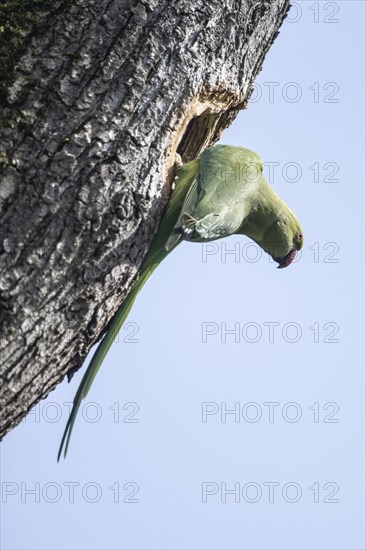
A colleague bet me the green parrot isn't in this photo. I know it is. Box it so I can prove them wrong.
[58,144,303,460]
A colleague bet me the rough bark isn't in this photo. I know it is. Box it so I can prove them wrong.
[0,0,290,438]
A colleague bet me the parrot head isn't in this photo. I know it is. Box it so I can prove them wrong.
[259,212,304,269]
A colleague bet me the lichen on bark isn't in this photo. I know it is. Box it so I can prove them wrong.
[0,0,64,108]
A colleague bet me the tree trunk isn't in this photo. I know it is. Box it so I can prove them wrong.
[0,0,290,438]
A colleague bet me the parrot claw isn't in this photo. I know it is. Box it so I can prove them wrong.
[174,153,183,171]
[182,212,198,230]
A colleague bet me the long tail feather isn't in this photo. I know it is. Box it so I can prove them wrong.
[57,259,158,461]
[58,158,200,460]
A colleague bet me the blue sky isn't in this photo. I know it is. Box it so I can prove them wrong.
[1,2,365,549]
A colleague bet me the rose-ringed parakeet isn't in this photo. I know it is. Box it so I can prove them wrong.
[58,144,303,459]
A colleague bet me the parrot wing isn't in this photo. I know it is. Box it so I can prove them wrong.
[169,144,263,243]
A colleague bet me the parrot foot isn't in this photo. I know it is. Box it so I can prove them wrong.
[171,153,183,190]
[182,212,198,232]
[172,173,179,190]
[174,153,183,171]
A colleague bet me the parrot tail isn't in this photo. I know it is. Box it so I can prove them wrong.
[57,257,159,461]
[57,157,197,460]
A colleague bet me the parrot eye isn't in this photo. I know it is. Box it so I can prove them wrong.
[296,233,303,242]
